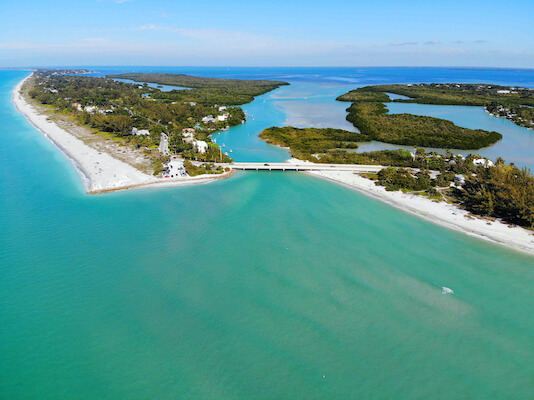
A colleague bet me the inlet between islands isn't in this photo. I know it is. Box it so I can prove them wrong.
[12,75,534,255]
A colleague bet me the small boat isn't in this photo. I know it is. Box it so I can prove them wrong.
[224,152,229,156]
[222,144,226,147]
[229,149,233,153]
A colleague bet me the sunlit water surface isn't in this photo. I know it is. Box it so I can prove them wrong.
[1,68,534,399]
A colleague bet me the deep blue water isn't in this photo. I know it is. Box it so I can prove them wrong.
[81,66,534,88]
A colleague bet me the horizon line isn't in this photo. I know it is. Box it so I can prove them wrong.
[1,65,534,71]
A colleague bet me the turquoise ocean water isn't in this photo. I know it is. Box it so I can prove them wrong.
[1,68,534,399]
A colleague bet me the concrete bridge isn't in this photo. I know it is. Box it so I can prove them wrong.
[221,162,385,173]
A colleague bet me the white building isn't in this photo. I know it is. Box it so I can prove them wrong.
[130,127,150,136]
[216,114,229,122]
[182,128,196,138]
[84,105,99,114]
[193,140,208,154]
[218,106,227,112]
[473,158,494,167]
[497,90,511,94]
[202,115,217,123]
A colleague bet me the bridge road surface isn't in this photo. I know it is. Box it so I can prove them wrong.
[219,162,385,173]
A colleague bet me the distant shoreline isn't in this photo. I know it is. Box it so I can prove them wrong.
[12,74,233,194]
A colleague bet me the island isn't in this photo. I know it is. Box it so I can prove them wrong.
[338,83,534,129]
[335,86,503,149]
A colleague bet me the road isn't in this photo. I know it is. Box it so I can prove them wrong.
[219,162,385,173]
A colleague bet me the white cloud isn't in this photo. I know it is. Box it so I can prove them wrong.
[137,25,349,55]
[139,24,166,31]
[391,42,418,46]
[1,28,531,68]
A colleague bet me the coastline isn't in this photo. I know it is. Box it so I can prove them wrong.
[304,169,534,255]
[12,74,534,254]
[12,74,232,194]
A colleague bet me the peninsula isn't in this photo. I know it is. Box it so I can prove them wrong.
[14,70,288,193]
[107,73,289,105]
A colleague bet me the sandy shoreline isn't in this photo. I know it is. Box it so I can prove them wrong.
[12,74,534,255]
[12,74,232,194]
[305,169,534,255]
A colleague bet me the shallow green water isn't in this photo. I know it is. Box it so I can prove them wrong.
[1,70,534,399]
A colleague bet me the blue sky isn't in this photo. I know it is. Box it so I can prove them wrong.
[1,0,533,67]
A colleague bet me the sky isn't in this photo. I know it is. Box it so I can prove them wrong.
[1,0,533,68]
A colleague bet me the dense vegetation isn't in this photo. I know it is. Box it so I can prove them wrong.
[183,160,224,176]
[373,156,534,228]
[376,168,436,193]
[346,83,534,107]
[336,89,391,103]
[259,127,370,159]
[260,125,534,225]
[259,126,493,170]
[345,102,502,149]
[313,149,419,166]
[486,102,534,128]
[455,164,534,227]
[27,70,289,171]
[339,83,534,129]
[107,73,289,105]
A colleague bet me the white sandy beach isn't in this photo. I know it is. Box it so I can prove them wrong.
[12,74,232,194]
[13,74,534,254]
[306,169,534,255]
